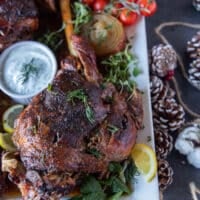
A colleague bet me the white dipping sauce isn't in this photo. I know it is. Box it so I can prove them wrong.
[3,46,52,95]
[0,41,57,104]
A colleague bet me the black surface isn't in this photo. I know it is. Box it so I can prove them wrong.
[146,1,200,200]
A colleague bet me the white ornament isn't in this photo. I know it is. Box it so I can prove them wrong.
[175,124,200,169]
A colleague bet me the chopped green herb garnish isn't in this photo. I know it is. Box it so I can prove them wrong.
[18,58,38,84]
[67,89,95,123]
[67,89,86,104]
[102,44,139,92]
[107,124,119,134]
[86,148,101,158]
[47,84,52,92]
[133,66,142,77]
[96,30,107,45]
[85,105,95,124]
[37,23,65,52]
[72,2,92,34]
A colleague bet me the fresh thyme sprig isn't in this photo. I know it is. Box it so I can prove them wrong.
[72,2,92,34]
[101,44,140,92]
[18,58,38,84]
[67,89,95,123]
[37,23,65,52]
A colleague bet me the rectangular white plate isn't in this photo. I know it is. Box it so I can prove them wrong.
[3,17,159,200]
[124,17,160,200]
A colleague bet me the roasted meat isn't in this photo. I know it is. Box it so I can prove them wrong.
[0,0,38,52]
[35,0,57,12]
[5,36,143,199]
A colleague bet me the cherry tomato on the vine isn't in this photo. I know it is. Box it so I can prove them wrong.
[93,0,108,11]
[119,9,138,26]
[127,0,138,3]
[137,0,157,16]
[111,2,123,16]
[82,0,94,6]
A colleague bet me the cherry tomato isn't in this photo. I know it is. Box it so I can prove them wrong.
[119,9,138,26]
[127,0,138,3]
[114,2,123,9]
[138,0,157,16]
[93,0,108,12]
[111,2,123,16]
[82,0,94,6]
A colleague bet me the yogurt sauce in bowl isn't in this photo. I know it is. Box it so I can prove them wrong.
[0,41,57,104]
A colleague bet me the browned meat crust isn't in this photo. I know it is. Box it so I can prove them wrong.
[11,36,143,199]
[0,0,38,52]
[35,0,57,12]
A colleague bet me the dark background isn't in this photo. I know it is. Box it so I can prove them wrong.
[146,1,200,200]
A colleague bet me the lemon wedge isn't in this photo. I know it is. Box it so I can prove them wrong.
[2,104,24,133]
[131,143,157,182]
[0,133,17,152]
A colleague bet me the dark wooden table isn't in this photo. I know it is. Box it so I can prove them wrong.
[146,1,200,199]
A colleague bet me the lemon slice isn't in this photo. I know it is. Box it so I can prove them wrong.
[2,104,24,134]
[131,143,157,182]
[0,133,17,152]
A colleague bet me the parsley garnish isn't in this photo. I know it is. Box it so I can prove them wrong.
[107,124,119,134]
[18,58,38,84]
[71,176,106,200]
[67,89,95,123]
[124,160,138,183]
[102,44,139,92]
[72,2,92,34]
[109,162,122,173]
[70,159,138,200]
[103,176,130,194]
[37,23,65,52]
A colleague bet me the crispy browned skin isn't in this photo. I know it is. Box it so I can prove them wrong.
[35,0,57,12]
[0,0,38,52]
[12,36,143,199]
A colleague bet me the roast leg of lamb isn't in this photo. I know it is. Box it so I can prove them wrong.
[3,36,143,199]
[0,0,38,52]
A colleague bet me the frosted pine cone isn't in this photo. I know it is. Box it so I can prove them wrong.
[155,129,173,159]
[153,98,185,132]
[193,0,200,11]
[158,159,174,191]
[188,58,200,90]
[167,87,175,98]
[150,76,175,103]
[150,76,168,103]
[150,44,177,78]
[187,31,200,58]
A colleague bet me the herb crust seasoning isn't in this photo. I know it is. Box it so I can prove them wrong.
[5,36,143,200]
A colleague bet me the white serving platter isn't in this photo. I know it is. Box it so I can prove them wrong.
[124,17,160,200]
[2,17,159,200]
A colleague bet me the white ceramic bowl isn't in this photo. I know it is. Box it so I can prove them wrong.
[0,41,57,104]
